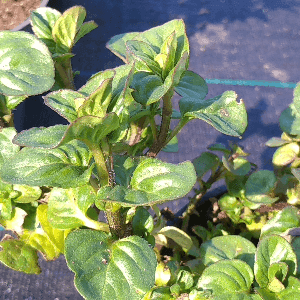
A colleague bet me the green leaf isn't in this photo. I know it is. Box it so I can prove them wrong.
[0,140,93,188]
[13,114,120,150]
[74,21,98,44]
[179,91,247,137]
[157,31,177,79]
[0,31,55,96]
[79,69,116,97]
[47,186,109,231]
[134,19,189,67]
[78,77,113,118]
[21,227,61,261]
[12,185,42,203]
[223,156,251,176]
[0,128,19,167]
[52,6,87,53]
[98,158,196,207]
[278,276,300,299]
[106,32,140,62]
[265,137,288,148]
[0,237,41,274]
[132,207,154,236]
[30,7,62,53]
[200,235,256,269]
[254,235,297,288]
[5,95,27,110]
[162,135,178,153]
[65,229,157,300]
[197,259,254,297]
[131,72,165,106]
[113,155,140,187]
[245,170,278,205]
[37,204,70,253]
[260,207,300,239]
[176,269,194,291]
[192,152,220,178]
[13,125,68,148]
[175,71,208,100]
[158,226,194,253]
[272,142,300,167]
[44,89,83,122]
[279,83,300,135]
[267,262,288,293]
[61,114,120,146]
[126,40,161,75]
[97,161,196,208]
[130,158,196,202]
[0,207,27,234]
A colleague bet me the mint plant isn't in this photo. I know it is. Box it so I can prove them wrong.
[0,5,248,299]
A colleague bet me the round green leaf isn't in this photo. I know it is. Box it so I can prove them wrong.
[130,158,197,203]
[272,142,300,167]
[175,70,208,100]
[200,235,256,269]
[192,152,220,178]
[245,170,278,204]
[260,206,300,239]
[0,31,55,96]
[0,238,41,274]
[65,229,157,300]
[197,259,254,296]
[254,235,297,288]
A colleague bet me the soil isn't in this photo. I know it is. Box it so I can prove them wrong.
[0,0,41,30]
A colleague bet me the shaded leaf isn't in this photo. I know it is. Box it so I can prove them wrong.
[192,152,220,178]
[175,70,208,100]
[245,170,278,205]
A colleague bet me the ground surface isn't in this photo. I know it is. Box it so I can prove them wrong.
[3,0,300,298]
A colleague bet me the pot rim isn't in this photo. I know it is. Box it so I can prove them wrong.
[11,0,49,32]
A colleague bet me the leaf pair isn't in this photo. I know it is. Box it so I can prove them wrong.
[31,6,98,54]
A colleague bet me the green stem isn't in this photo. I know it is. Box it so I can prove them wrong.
[149,115,158,141]
[87,142,109,187]
[181,167,226,231]
[147,90,174,157]
[163,117,189,148]
[55,58,75,90]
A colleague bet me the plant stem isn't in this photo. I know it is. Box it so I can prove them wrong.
[164,117,189,146]
[147,90,174,157]
[105,208,128,239]
[181,167,226,231]
[54,58,75,90]
[87,142,109,187]
[149,115,158,141]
